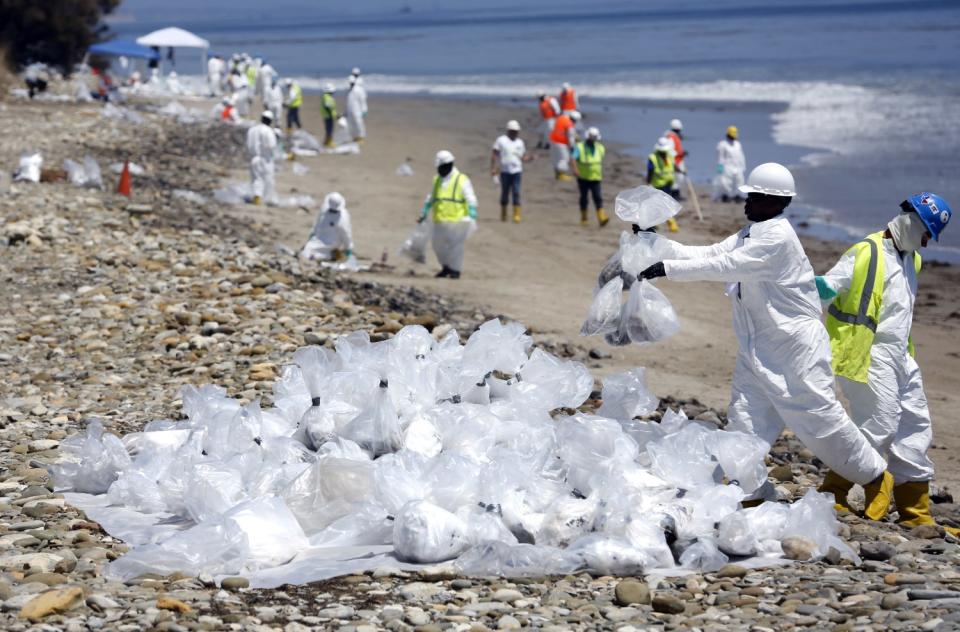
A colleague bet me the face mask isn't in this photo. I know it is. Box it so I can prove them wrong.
[437,163,453,177]
[887,211,927,252]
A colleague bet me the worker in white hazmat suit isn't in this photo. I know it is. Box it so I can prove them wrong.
[713,125,746,202]
[264,77,284,126]
[420,150,477,279]
[816,193,956,534]
[637,162,894,519]
[245,111,278,205]
[256,60,275,103]
[301,192,355,261]
[207,54,224,96]
[345,76,368,143]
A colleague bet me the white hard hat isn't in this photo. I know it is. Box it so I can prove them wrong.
[323,83,335,93]
[562,82,571,90]
[351,67,361,76]
[655,136,673,152]
[739,162,797,197]
[537,90,546,98]
[586,126,601,140]
[569,110,582,121]
[326,192,345,210]
[670,118,683,131]
[506,120,521,131]
[435,150,455,166]
[261,110,274,121]
[283,78,293,86]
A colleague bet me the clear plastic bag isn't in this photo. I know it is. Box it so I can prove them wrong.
[510,349,593,411]
[13,152,42,183]
[623,280,680,345]
[581,276,623,336]
[678,537,729,571]
[341,380,403,457]
[395,162,414,177]
[597,368,659,420]
[399,221,432,264]
[63,156,103,189]
[455,541,577,577]
[717,502,790,557]
[50,420,131,494]
[393,500,471,563]
[614,185,681,229]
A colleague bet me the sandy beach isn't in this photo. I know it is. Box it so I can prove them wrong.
[235,93,960,492]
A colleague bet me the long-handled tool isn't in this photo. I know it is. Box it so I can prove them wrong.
[686,177,703,221]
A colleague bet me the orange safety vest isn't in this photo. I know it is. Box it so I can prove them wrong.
[550,114,573,144]
[559,88,577,112]
[667,130,685,165]
[539,98,557,120]
[221,105,234,121]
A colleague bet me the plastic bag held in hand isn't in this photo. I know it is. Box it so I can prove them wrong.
[614,185,681,229]
[623,280,680,345]
[399,221,432,264]
[580,276,623,336]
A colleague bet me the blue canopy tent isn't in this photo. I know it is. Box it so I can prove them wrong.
[88,40,160,61]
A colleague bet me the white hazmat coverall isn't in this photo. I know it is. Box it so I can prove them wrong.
[713,139,746,200]
[346,82,368,140]
[246,122,277,203]
[660,217,887,485]
[424,169,477,273]
[265,83,284,126]
[301,198,354,261]
[820,236,933,482]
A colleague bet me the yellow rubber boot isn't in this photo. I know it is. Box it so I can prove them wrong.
[580,209,589,226]
[501,205,508,222]
[818,470,855,513]
[667,217,679,233]
[862,471,894,521]
[252,195,262,205]
[557,172,573,182]
[893,482,960,536]
[597,207,610,227]
[513,205,522,223]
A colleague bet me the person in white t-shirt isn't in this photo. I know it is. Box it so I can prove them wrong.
[490,120,534,223]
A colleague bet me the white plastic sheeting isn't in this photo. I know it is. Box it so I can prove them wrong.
[55,319,856,587]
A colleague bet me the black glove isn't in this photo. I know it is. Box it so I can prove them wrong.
[637,262,665,281]
[417,215,426,224]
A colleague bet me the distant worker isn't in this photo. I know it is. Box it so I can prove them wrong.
[536,91,560,149]
[207,54,224,96]
[817,193,956,534]
[550,110,581,181]
[301,192,354,261]
[636,163,893,519]
[713,125,746,202]
[228,69,249,116]
[246,111,278,205]
[256,58,276,103]
[665,118,687,200]
[648,137,680,232]
[421,150,478,279]
[490,120,533,223]
[283,78,302,131]
[559,82,579,115]
[351,67,362,82]
[212,96,239,123]
[321,83,338,148]
[264,77,284,127]
[345,76,368,143]
[570,126,609,227]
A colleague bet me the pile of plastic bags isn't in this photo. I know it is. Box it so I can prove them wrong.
[64,156,103,189]
[52,319,857,586]
[582,187,682,345]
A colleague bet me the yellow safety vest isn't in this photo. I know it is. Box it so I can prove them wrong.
[826,231,921,382]
[649,152,674,189]
[289,84,302,108]
[321,93,337,119]
[245,66,257,85]
[430,169,470,223]
[575,141,605,181]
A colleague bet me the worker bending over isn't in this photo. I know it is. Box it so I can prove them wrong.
[491,120,533,223]
[570,127,609,227]
[421,151,477,279]
[817,193,955,533]
[637,163,893,518]
[536,91,560,149]
[550,110,580,181]
[246,111,278,205]
[301,192,354,261]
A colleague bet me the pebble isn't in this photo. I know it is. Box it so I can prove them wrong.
[781,536,818,561]
[491,588,524,603]
[885,573,927,586]
[716,564,749,579]
[614,580,651,606]
[652,594,686,614]
[220,576,249,591]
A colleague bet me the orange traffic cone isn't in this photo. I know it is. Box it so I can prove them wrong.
[117,160,131,197]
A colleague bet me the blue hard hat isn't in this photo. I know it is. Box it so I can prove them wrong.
[906,192,952,241]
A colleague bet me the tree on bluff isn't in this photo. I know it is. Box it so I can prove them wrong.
[0,0,121,75]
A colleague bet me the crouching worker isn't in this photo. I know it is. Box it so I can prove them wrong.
[636,163,893,519]
[816,193,956,534]
[301,192,354,261]
[421,150,477,279]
